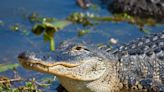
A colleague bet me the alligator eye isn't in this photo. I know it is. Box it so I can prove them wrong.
[72,45,90,52]
[75,46,82,50]
[74,46,90,51]
[68,45,89,56]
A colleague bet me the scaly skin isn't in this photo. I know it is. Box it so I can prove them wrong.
[18,31,164,92]
[112,31,164,91]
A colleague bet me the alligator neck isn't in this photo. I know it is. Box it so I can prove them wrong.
[110,31,164,89]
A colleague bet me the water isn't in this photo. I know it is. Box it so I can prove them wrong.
[0,0,164,91]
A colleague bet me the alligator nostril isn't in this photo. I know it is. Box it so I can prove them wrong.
[18,51,34,59]
[18,52,26,59]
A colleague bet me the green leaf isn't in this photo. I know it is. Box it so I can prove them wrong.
[32,24,45,35]
[78,29,90,37]
[140,29,151,34]
[0,20,4,26]
[43,20,71,31]
[25,82,32,87]
[9,24,20,32]
[0,64,19,72]
[43,32,51,42]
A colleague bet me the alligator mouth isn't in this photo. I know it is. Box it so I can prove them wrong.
[18,56,80,68]
[18,57,80,70]
[18,52,106,81]
[18,52,82,79]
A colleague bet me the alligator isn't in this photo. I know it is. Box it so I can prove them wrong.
[109,0,164,21]
[18,31,164,92]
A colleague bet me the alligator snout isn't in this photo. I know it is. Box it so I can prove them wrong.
[18,51,36,60]
[18,52,25,59]
[18,51,57,63]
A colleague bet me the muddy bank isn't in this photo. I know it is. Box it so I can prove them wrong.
[108,0,164,22]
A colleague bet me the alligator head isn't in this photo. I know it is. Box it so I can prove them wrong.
[18,31,164,92]
[18,42,121,92]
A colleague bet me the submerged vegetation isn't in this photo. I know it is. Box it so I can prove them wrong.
[0,20,4,26]
[5,11,161,51]
[78,29,90,37]
[0,64,19,72]
[0,76,41,92]
[28,12,160,51]
[0,73,54,92]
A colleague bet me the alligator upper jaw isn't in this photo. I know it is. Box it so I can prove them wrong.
[18,52,106,81]
[18,52,81,79]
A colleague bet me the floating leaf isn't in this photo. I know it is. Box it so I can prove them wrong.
[28,12,43,23]
[0,20,4,26]
[28,12,56,23]
[10,24,20,32]
[78,29,90,37]
[42,17,57,23]
[142,29,151,34]
[25,82,33,87]
[43,20,71,31]
[0,64,19,72]
[67,12,93,26]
